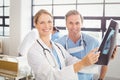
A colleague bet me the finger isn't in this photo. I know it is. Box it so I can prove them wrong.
[93,52,100,62]
[91,48,99,52]
[88,53,100,64]
[88,51,100,60]
[90,48,100,55]
[115,45,118,52]
[94,57,99,63]
[111,46,118,59]
[113,46,118,54]
[93,54,99,61]
[111,49,116,59]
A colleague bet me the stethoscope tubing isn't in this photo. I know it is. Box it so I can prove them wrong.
[65,35,86,51]
[36,39,65,68]
[36,40,51,55]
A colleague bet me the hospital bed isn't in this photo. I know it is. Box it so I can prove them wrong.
[0,55,33,80]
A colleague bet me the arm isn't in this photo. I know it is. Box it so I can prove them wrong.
[98,65,108,80]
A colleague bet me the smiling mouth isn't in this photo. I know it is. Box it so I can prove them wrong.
[43,28,51,32]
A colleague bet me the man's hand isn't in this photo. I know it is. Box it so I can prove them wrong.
[111,45,118,59]
[98,45,118,80]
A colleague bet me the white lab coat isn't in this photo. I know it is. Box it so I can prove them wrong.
[27,38,99,80]
[27,38,79,80]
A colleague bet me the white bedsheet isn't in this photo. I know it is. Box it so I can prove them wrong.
[16,56,31,77]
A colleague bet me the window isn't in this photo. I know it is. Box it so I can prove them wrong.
[32,0,120,43]
[0,0,10,36]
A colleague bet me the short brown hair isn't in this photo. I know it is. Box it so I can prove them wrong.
[53,27,59,32]
[65,10,83,23]
[34,9,53,24]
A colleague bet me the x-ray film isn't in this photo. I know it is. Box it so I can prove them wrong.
[95,19,119,65]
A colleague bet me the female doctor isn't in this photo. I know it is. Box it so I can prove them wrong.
[27,9,100,80]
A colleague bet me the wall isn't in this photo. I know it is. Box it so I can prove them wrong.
[9,0,21,56]
[106,47,120,79]
[2,0,31,56]
[2,37,9,55]
[6,0,31,56]
[105,31,120,79]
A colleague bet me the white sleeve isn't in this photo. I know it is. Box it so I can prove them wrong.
[78,64,101,74]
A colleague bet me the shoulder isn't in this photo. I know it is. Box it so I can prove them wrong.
[55,35,67,47]
[57,35,67,40]
[29,40,39,51]
[83,33,98,41]
[82,33,100,45]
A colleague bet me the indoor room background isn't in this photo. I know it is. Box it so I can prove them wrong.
[0,0,120,79]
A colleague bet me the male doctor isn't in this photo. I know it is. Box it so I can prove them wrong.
[56,10,109,80]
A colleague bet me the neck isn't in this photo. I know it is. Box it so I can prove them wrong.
[68,33,81,43]
[40,36,52,48]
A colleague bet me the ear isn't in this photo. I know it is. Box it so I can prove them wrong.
[66,23,68,29]
[34,22,37,28]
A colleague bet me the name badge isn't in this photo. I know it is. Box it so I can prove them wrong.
[67,45,84,53]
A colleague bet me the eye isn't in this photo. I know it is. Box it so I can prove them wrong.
[76,22,80,25]
[48,20,52,23]
[69,22,73,25]
[39,21,44,24]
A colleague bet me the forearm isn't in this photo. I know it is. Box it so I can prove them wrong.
[99,65,108,80]
[74,61,85,73]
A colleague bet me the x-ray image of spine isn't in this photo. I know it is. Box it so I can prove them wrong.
[102,28,115,54]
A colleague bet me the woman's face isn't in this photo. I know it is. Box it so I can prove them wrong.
[35,13,53,37]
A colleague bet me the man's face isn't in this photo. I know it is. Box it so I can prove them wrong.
[66,14,83,35]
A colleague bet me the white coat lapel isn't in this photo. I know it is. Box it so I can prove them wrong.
[37,39,57,68]
[52,42,65,68]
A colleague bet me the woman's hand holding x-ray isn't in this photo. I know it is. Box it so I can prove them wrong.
[81,48,100,67]
[74,48,100,73]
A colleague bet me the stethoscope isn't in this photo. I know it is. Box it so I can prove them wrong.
[36,40,65,68]
[65,34,86,54]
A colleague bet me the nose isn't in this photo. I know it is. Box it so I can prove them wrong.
[44,22,50,28]
[72,24,77,29]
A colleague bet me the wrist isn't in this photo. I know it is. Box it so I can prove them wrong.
[98,78,103,80]
[79,60,86,68]
[74,61,84,73]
